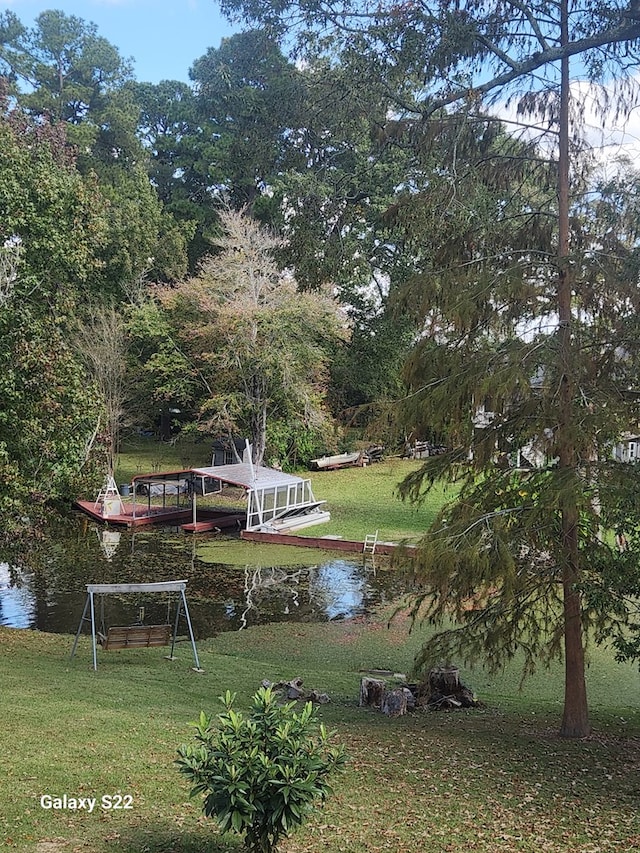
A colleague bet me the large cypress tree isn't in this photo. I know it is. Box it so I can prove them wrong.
[220,0,640,736]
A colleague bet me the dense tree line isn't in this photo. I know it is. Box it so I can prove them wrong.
[3,4,640,735]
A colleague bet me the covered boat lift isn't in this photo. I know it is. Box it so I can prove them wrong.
[75,458,330,533]
[191,462,330,533]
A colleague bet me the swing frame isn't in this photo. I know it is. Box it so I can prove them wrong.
[70,580,203,671]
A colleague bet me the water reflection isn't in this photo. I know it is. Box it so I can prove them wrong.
[310,560,368,620]
[0,519,410,638]
[0,563,35,628]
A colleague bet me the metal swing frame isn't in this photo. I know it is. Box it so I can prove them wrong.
[70,580,202,672]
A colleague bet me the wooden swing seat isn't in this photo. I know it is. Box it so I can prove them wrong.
[98,624,171,650]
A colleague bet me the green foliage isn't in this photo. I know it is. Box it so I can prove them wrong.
[96,161,192,292]
[176,687,347,853]
[0,301,103,536]
[0,111,107,302]
[157,208,344,466]
[0,107,107,535]
[264,413,334,469]
[191,30,306,211]
[0,9,142,177]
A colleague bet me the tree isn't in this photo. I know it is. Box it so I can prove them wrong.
[0,9,134,155]
[75,304,129,477]
[125,296,202,440]
[157,208,344,467]
[0,10,192,292]
[129,79,211,270]
[0,97,107,537]
[190,30,307,212]
[220,0,640,737]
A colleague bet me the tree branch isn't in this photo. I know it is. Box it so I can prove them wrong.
[423,16,640,116]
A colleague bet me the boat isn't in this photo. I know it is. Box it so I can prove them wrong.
[310,451,364,470]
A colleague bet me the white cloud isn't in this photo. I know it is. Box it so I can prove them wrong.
[495,75,640,170]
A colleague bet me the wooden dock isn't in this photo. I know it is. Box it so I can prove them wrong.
[75,501,244,531]
[75,500,192,527]
[241,530,416,556]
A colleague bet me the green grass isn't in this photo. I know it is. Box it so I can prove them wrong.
[304,458,451,543]
[115,435,212,484]
[2,613,640,853]
[116,437,446,544]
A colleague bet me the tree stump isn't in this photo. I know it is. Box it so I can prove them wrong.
[381,687,410,717]
[359,677,386,708]
[422,666,479,709]
[429,666,460,694]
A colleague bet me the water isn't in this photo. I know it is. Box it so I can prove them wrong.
[0,517,412,639]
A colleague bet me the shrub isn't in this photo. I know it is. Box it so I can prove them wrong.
[176,686,347,853]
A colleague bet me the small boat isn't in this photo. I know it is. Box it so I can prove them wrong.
[310,451,364,470]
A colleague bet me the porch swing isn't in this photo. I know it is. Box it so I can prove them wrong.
[70,580,203,671]
[96,598,172,651]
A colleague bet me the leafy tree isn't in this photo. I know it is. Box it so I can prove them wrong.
[0,95,107,304]
[176,687,347,853]
[219,0,640,737]
[190,30,307,211]
[0,9,134,155]
[157,208,344,466]
[95,161,194,291]
[125,297,202,439]
[129,79,210,269]
[0,10,191,292]
[0,99,106,536]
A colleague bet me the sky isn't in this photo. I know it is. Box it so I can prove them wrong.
[0,0,239,84]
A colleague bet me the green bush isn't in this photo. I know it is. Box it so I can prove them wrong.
[176,686,347,853]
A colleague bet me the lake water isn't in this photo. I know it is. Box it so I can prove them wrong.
[0,516,413,639]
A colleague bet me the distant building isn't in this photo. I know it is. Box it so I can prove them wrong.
[612,434,640,464]
[211,437,247,467]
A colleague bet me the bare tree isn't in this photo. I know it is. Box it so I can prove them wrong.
[75,304,129,477]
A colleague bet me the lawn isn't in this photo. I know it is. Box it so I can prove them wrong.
[6,438,636,852]
[2,607,640,853]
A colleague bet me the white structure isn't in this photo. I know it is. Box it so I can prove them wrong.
[94,476,124,518]
[613,434,640,463]
[191,463,330,533]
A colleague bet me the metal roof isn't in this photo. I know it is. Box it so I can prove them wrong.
[191,463,305,490]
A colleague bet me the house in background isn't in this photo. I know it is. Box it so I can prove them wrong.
[612,434,640,464]
[211,437,246,466]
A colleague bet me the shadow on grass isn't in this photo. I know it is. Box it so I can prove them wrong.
[112,822,241,853]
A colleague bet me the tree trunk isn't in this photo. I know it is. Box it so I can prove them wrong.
[250,401,267,468]
[561,538,590,737]
[159,406,172,442]
[556,1,590,738]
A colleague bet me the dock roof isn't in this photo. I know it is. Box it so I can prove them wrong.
[191,463,304,490]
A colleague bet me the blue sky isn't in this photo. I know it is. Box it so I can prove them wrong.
[0,0,239,83]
